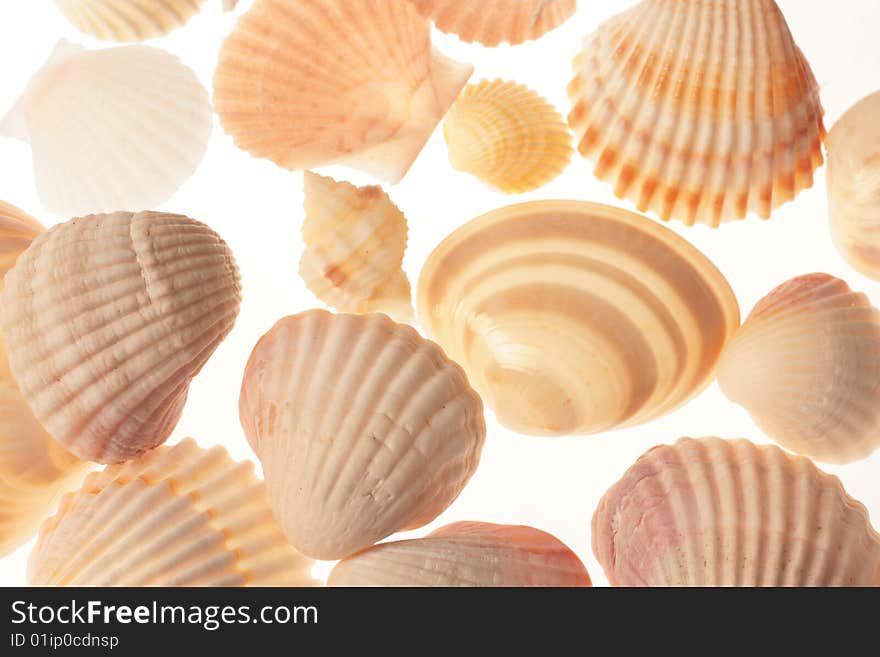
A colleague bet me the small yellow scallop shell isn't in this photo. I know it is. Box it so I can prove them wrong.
[54,0,207,42]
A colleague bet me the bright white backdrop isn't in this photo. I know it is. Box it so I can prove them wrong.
[0,0,878,586]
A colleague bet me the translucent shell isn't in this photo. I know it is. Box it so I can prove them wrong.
[593,437,880,586]
[443,79,573,193]
[329,521,591,587]
[417,201,740,436]
[239,310,486,560]
[214,0,473,184]
[1,211,242,464]
[29,439,317,586]
[54,0,207,42]
[299,172,413,322]
[717,273,880,464]
[567,0,825,226]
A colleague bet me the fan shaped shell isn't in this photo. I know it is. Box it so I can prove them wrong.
[54,0,207,42]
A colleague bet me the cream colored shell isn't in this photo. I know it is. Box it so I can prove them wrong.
[54,0,207,42]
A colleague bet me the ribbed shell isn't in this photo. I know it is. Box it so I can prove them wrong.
[213,0,473,184]
[593,437,880,586]
[0,40,211,216]
[0,211,242,464]
[239,310,486,560]
[444,80,573,193]
[409,0,576,46]
[29,439,317,586]
[54,0,207,41]
[329,521,591,587]
[299,172,413,322]
[417,201,740,436]
[717,273,880,464]
[567,0,825,226]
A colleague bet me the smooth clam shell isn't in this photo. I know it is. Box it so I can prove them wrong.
[417,201,740,436]
[717,273,880,464]
[444,79,573,194]
[329,521,591,587]
[214,0,473,184]
[299,172,413,322]
[0,211,242,464]
[54,0,207,41]
[29,439,317,586]
[568,0,825,226]
[593,437,880,586]
[239,310,486,560]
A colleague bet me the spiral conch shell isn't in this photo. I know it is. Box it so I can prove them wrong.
[29,439,317,586]
[443,80,573,194]
[717,273,880,464]
[1,211,242,464]
[240,310,486,560]
[568,0,825,226]
[299,172,413,322]
[214,0,473,184]
[417,201,740,436]
[54,0,207,41]
[593,437,880,586]
[329,521,591,587]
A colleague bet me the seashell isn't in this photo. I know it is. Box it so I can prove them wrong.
[0,40,212,216]
[223,0,237,10]
[567,0,825,226]
[717,273,880,464]
[409,0,577,46]
[443,79,573,194]
[417,201,740,436]
[1,211,242,464]
[213,0,473,184]
[299,172,413,322]
[29,439,317,586]
[239,310,486,560]
[329,521,591,587]
[593,437,880,586]
[826,91,880,280]
[54,0,207,42]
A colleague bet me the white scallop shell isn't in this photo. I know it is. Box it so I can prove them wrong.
[54,0,207,41]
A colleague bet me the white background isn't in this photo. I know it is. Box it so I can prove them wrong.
[1,0,879,587]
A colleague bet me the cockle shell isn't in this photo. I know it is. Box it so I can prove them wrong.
[54,0,207,41]
[299,172,413,322]
[443,79,573,194]
[568,0,825,226]
[417,201,740,436]
[1,211,242,464]
[29,439,317,586]
[329,521,591,587]
[409,0,576,46]
[213,0,473,184]
[0,40,211,216]
[593,437,880,586]
[239,310,486,560]
[717,273,880,464]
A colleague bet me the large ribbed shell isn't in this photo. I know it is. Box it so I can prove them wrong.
[299,172,413,322]
[239,310,486,560]
[567,0,825,226]
[417,201,740,436]
[29,439,317,586]
[443,79,573,194]
[214,0,473,184]
[717,273,880,464]
[329,521,591,587]
[54,0,207,41]
[0,211,242,464]
[0,41,211,216]
[593,437,880,586]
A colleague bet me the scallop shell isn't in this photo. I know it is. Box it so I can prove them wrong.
[29,439,317,586]
[239,310,486,560]
[299,172,413,322]
[593,437,880,586]
[213,0,473,184]
[717,273,880,464]
[329,521,591,587]
[54,0,207,42]
[0,211,242,464]
[443,79,573,194]
[417,201,740,436]
[409,0,576,46]
[0,40,212,216]
[567,0,825,226]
